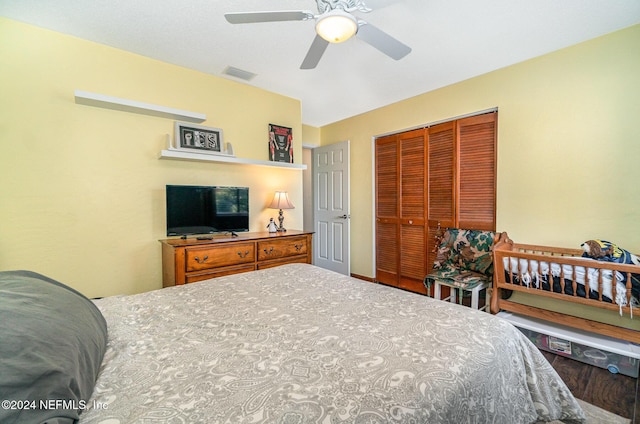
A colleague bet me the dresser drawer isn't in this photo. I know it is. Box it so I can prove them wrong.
[185,243,255,272]
[185,264,256,283]
[257,236,308,262]
[257,256,309,270]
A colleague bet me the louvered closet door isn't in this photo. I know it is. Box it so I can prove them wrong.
[398,129,427,293]
[425,113,497,267]
[427,121,456,268]
[376,112,496,293]
[457,113,496,231]
[375,135,399,286]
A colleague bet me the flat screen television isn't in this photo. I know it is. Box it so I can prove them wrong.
[166,185,249,237]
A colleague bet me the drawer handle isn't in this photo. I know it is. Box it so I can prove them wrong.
[263,247,274,255]
[237,250,250,258]
[294,243,303,251]
[194,255,209,264]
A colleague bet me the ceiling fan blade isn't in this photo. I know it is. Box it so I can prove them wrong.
[300,35,330,70]
[356,21,411,60]
[225,10,313,24]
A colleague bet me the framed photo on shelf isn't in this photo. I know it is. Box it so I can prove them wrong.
[174,122,224,155]
[268,124,293,163]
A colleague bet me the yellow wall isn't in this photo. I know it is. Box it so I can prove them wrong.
[0,18,304,297]
[301,124,321,147]
[321,24,640,278]
[2,17,639,299]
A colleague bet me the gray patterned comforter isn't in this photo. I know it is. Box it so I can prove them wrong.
[81,263,586,423]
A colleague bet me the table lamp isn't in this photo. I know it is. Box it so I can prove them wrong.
[268,191,295,232]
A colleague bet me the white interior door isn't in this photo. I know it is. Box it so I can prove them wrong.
[313,141,350,275]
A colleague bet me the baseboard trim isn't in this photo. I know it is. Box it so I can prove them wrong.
[350,273,374,282]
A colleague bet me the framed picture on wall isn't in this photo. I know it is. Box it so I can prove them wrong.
[268,124,293,163]
[174,122,224,155]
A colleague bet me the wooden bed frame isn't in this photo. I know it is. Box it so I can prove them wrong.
[490,233,640,344]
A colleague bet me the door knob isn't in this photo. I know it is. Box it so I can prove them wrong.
[338,214,351,219]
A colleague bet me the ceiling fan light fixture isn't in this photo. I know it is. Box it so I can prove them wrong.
[315,9,358,43]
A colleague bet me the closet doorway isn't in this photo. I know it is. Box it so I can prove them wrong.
[375,111,497,294]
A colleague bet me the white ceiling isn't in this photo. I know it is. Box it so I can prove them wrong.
[1,0,639,127]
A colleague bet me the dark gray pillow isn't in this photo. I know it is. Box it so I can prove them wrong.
[0,271,107,424]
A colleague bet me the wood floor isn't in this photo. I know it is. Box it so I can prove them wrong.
[540,350,639,421]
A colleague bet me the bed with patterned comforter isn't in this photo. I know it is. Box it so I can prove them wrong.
[78,263,584,423]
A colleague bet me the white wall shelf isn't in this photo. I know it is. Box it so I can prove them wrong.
[159,149,307,170]
[74,90,206,123]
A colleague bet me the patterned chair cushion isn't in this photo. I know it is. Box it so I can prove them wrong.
[425,266,492,290]
[426,228,498,290]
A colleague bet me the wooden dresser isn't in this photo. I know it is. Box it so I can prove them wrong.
[160,230,313,287]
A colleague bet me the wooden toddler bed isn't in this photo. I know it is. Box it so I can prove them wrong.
[491,233,640,344]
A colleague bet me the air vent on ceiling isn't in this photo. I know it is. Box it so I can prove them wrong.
[222,66,257,81]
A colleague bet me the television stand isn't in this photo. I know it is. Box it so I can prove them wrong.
[160,230,313,287]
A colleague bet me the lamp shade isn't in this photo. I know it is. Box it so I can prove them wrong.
[315,9,358,43]
[268,191,295,210]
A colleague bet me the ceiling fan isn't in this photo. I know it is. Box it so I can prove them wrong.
[224,0,411,69]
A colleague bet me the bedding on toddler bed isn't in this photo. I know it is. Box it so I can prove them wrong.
[502,256,640,313]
